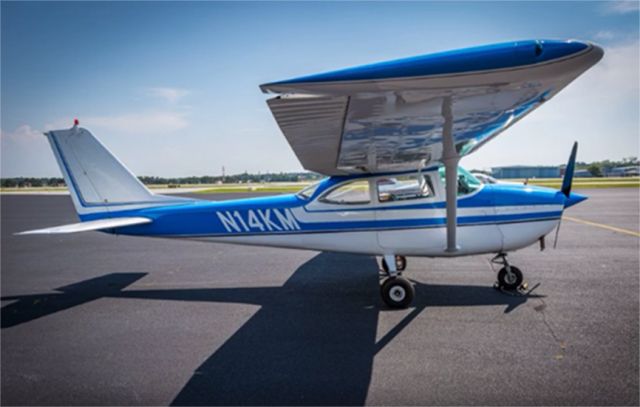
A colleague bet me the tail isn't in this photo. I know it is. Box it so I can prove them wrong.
[45,123,192,219]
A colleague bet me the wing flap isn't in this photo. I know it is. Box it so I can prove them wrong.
[267,95,349,175]
[16,217,152,235]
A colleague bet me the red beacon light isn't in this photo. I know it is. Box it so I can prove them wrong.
[73,118,80,126]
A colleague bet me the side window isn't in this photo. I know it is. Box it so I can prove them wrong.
[319,180,370,205]
[377,174,434,203]
[438,166,482,196]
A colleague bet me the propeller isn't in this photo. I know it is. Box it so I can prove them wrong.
[554,142,584,248]
[561,142,578,198]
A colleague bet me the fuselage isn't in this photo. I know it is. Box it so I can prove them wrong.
[92,168,582,257]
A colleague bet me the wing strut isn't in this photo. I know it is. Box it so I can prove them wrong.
[441,96,459,253]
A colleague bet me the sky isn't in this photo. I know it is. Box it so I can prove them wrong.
[1,1,638,177]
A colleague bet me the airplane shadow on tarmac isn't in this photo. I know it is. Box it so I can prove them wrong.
[1,252,538,405]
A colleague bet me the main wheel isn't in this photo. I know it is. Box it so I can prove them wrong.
[381,277,414,308]
[497,266,523,291]
[381,256,407,273]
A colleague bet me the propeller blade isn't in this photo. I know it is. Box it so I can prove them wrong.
[561,142,578,197]
[556,142,581,248]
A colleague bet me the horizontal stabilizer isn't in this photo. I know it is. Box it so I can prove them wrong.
[16,217,152,235]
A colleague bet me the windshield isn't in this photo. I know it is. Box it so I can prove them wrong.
[297,181,321,199]
[438,166,483,195]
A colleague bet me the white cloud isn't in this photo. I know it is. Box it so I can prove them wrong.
[145,87,190,104]
[85,111,189,134]
[601,0,640,14]
[595,30,616,40]
[45,111,189,135]
[0,125,59,177]
[3,110,191,176]
[43,118,78,130]
[0,124,43,143]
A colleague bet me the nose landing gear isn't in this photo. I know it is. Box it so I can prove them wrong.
[492,253,524,291]
[380,254,413,308]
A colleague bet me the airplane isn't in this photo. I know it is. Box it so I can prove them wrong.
[19,39,603,308]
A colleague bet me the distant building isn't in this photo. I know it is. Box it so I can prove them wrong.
[574,169,593,178]
[604,166,640,177]
[559,166,594,177]
[491,166,560,179]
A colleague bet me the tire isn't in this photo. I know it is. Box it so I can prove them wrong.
[497,266,523,291]
[381,277,415,308]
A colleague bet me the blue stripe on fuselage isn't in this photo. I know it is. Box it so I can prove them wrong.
[112,209,561,237]
[95,182,563,237]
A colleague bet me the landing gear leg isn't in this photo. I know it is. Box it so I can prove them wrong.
[381,255,407,273]
[380,254,414,308]
[491,253,524,291]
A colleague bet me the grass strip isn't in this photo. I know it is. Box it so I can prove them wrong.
[194,186,306,194]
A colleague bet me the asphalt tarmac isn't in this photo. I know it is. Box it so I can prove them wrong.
[1,189,638,406]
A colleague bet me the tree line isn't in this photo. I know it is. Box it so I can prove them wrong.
[2,157,637,188]
[1,172,322,188]
[575,157,639,177]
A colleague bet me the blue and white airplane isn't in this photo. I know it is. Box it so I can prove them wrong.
[21,39,603,308]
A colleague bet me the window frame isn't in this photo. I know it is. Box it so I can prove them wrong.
[317,179,373,206]
[375,173,436,204]
[296,181,322,200]
[438,166,483,197]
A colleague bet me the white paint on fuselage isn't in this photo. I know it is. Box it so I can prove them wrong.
[185,169,562,257]
[189,218,559,257]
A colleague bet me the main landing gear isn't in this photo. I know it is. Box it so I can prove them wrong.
[380,255,414,309]
[381,255,407,274]
[491,253,524,291]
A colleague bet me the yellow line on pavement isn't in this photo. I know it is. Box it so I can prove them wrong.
[563,216,640,237]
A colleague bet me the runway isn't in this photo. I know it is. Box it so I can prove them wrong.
[1,188,638,405]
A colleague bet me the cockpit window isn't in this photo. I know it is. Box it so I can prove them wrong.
[377,174,434,203]
[319,180,370,205]
[297,181,321,199]
[438,166,482,196]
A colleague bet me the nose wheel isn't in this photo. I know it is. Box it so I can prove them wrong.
[492,253,524,291]
[497,266,523,290]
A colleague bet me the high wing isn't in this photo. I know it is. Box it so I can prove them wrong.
[261,40,603,175]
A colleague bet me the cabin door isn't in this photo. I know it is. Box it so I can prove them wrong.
[374,172,444,255]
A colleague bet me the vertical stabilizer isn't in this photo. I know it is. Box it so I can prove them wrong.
[46,124,190,217]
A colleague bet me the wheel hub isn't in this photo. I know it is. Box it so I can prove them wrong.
[504,269,517,285]
[390,286,406,302]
